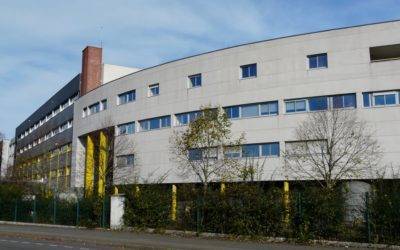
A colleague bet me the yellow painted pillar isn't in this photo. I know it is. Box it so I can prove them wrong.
[135,185,140,197]
[172,185,177,221]
[98,131,107,196]
[85,135,95,196]
[48,151,53,190]
[56,148,61,191]
[114,186,119,195]
[220,183,226,194]
[284,181,290,224]
[65,145,70,189]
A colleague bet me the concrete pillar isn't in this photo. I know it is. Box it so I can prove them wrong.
[85,135,94,196]
[98,131,107,196]
[342,181,371,222]
[110,194,125,229]
[172,185,177,221]
[284,181,290,224]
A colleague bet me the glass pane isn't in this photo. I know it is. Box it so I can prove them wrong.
[150,118,160,129]
[385,94,396,105]
[269,102,278,114]
[177,114,188,125]
[161,116,171,127]
[226,106,239,118]
[128,123,135,134]
[332,95,344,109]
[309,97,328,111]
[318,54,328,67]
[242,66,249,78]
[374,95,385,106]
[260,103,269,115]
[189,112,200,122]
[286,102,295,113]
[261,144,271,156]
[295,100,306,112]
[363,93,370,107]
[241,104,259,117]
[242,145,259,158]
[309,56,317,68]
[189,149,202,161]
[271,143,280,156]
[344,94,356,108]
[140,121,149,131]
[249,64,257,77]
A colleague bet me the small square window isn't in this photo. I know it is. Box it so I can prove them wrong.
[308,53,328,69]
[189,74,202,88]
[241,64,257,78]
[148,84,159,97]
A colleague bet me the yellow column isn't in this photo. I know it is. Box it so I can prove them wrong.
[114,186,119,195]
[220,183,226,194]
[65,145,70,189]
[85,135,95,196]
[172,185,177,221]
[98,131,107,196]
[56,148,61,191]
[135,185,140,197]
[284,181,290,224]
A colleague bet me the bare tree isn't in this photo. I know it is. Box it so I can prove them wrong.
[283,108,381,189]
[170,105,244,190]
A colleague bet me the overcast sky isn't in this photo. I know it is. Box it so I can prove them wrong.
[0,0,399,138]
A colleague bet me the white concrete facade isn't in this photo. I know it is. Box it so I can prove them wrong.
[0,140,10,178]
[71,21,400,187]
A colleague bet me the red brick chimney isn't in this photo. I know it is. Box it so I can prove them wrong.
[80,46,102,96]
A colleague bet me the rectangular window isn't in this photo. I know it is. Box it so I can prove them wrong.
[189,74,202,88]
[241,104,259,118]
[224,146,241,159]
[308,53,328,69]
[261,143,280,157]
[176,111,201,126]
[242,144,260,158]
[260,101,278,115]
[363,91,399,107]
[189,149,203,161]
[309,96,328,111]
[224,106,240,119]
[118,90,136,105]
[148,84,160,97]
[286,100,306,113]
[101,99,107,110]
[118,122,135,135]
[126,155,135,165]
[241,63,257,78]
[332,94,357,109]
[140,116,171,131]
[89,103,100,115]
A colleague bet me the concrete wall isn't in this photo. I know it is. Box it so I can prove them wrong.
[0,140,10,178]
[71,21,400,186]
[102,64,140,85]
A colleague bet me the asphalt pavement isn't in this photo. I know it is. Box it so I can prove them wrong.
[0,223,363,250]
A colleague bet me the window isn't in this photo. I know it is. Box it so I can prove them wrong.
[89,103,100,115]
[118,90,136,105]
[260,102,278,115]
[242,145,260,158]
[261,143,280,157]
[148,84,159,97]
[332,94,356,109]
[224,106,240,119]
[370,44,400,61]
[308,96,328,111]
[286,100,306,113]
[241,63,257,78]
[126,155,135,165]
[117,154,135,166]
[308,53,328,69]
[189,148,218,161]
[189,74,202,88]
[241,104,259,118]
[118,122,135,135]
[189,149,203,161]
[101,99,107,110]
[224,146,241,159]
[363,91,399,107]
[140,116,171,131]
[176,111,201,126]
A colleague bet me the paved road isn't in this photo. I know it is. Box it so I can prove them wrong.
[0,223,363,250]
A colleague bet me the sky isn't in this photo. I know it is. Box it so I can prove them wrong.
[0,0,399,139]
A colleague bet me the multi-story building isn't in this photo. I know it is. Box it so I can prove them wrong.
[14,47,138,192]
[71,21,400,195]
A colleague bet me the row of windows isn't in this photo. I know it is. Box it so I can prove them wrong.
[82,99,107,117]
[188,142,280,161]
[17,120,73,155]
[285,94,356,113]
[115,90,399,136]
[18,93,78,141]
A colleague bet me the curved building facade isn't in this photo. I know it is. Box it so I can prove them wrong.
[69,21,400,192]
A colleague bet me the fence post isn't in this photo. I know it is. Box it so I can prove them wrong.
[76,198,80,227]
[53,196,57,224]
[14,199,18,222]
[102,196,106,228]
[172,185,177,222]
[365,192,371,244]
[32,197,36,223]
[196,193,200,237]
[284,181,290,225]
[298,191,302,224]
